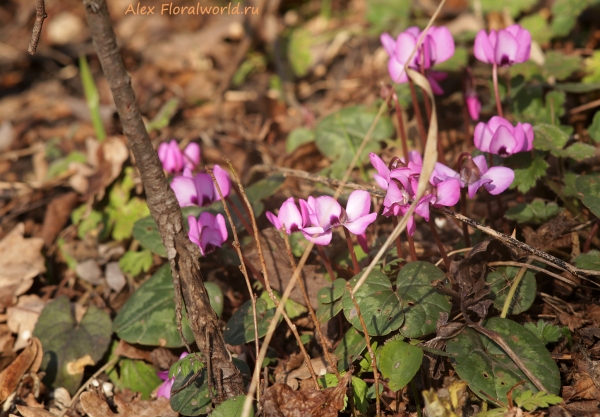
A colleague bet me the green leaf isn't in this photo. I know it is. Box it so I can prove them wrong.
[573,250,600,270]
[223,298,282,345]
[317,278,347,304]
[551,0,599,37]
[170,368,213,416]
[342,270,403,336]
[286,127,315,153]
[481,0,536,17]
[533,123,569,153]
[79,55,106,142]
[519,14,551,44]
[119,249,153,276]
[212,395,253,417]
[563,172,580,198]
[542,51,582,81]
[514,390,564,411]
[113,264,195,347]
[315,106,393,179]
[505,199,563,224]
[132,216,167,257]
[288,28,313,77]
[72,206,105,239]
[584,50,600,84]
[588,111,600,143]
[553,82,600,93]
[524,320,564,344]
[509,153,549,193]
[46,151,87,179]
[33,297,112,395]
[576,173,600,218]
[395,262,451,338]
[485,266,537,315]
[316,299,343,323]
[205,282,224,318]
[446,317,561,405]
[377,340,423,391]
[334,327,367,372]
[513,90,565,125]
[108,358,163,400]
[366,0,410,33]
[562,142,596,161]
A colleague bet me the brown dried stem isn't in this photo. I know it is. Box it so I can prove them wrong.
[28,0,47,54]
[224,158,320,389]
[81,0,245,399]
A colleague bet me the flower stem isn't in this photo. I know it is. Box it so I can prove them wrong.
[492,64,503,118]
[317,245,336,282]
[343,227,360,274]
[408,79,427,152]
[429,217,450,270]
[460,188,471,247]
[406,230,418,262]
[392,216,404,260]
[392,94,410,160]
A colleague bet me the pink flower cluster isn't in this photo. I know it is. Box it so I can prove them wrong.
[266,191,377,251]
[157,140,231,255]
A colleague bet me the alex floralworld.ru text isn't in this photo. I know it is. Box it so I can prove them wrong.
[124,2,259,15]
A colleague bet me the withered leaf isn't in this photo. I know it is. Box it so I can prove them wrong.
[261,372,351,417]
[80,390,178,417]
[0,337,43,402]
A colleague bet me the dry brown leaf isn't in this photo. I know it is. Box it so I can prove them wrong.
[0,224,45,308]
[39,192,80,247]
[0,337,43,402]
[80,390,178,417]
[6,295,46,351]
[14,405,55,417]
[114,339,153,362]
[261,372,351,417]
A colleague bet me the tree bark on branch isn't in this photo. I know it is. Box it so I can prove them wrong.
[80,0,246,400]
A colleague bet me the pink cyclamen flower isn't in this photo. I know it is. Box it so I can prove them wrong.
[302,191,377,246]
[381,26,454,94]
[158,141,201,174]
[188,212,228,255]
[157,352,189,399]
[266,197,307,234]
[432,156,514,199]
[171,165,231,207]
[474,25,531,67]
[474,116,534,157]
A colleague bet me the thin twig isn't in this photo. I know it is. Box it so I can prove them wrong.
[208,167,261,402]
[28,0,47,55]
[224,158,320,389]
[281,232,342,381]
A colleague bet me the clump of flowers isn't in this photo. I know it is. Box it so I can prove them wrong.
[171,165,231,207]
[158,140,200,174]
[474,116,534,157]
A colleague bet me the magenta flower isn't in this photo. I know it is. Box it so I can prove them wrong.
[157,352,189,399]
[302,191,377,245]
[474,25,531,67]
[171,165,231,207]
[370,151,423,191]
[188,212,228,255]
[432,156,514,199]
[381,26,454,94]
[266,197,306,234]
[158,140,201,174]
[474,116,534,157]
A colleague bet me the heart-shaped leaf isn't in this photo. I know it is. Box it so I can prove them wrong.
[33,297,112,395]
[334,327,367,372]
[395,262,451,338]
[212,395,253,417]
[446,317,561,405]
[377,340,423,391]
[342,270,403,336]
[113,264,195,347]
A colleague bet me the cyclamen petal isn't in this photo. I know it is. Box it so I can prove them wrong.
[302,226,333,246]
[473,25,531,66]
[346,190,372,221]
[481,166,515,195]
[314,196,342,231]
[183,143,201,170]
[278,197,304,233]
[194,173,215,206]
[344,212,377,236]
[171,176,198,207]
[212,165,231,200]
[473,117,532,157]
